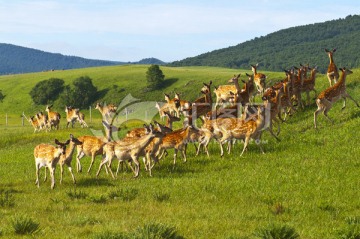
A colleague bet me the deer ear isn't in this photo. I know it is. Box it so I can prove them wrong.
[229,91,234,95]
[241,80,246,84]
[246,73,250,77]
[64,140,70,145]
[333,48,337,52]
[339,68,343,71]
[325,48,329,52]
[256,63,259,67]
[70,134,74,139]
[55,139,60,145]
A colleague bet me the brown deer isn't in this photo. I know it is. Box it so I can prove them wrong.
[164,111,181,129]
[325,48,339,86]
[36,112,49,131]
[76,135,106,173]
[28,116,41,133]
[45,105,61,130]
[95,102,117,121]
[174,92,191,115]
[314,67,359,128]
[213,74,240,108]
[65,106,88,128]
[190,81,213,121]
[300,66,318,105]
[251,63,267,95]
[155,102,166,121]
[34,139,70,189]
[164,93,180,116]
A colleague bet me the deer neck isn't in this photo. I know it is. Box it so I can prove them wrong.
[233,78,241,92]
[66,142,76,159]
[329,54,334,64]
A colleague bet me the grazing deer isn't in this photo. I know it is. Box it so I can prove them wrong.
[213,74,240,108]
[325,48,339,86]
[45,105,61,130]
[314,67,359,128]
[95,102,117,121]
[34,139,70,189]
[251,63,267,95]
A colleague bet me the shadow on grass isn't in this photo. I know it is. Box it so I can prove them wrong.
[76,178,115,187]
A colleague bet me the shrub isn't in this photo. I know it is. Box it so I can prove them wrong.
[89,195,107,204]
[67,189,88,200]
[254,224,299,239]
[11,215,40,235]
[145,64,165,91]
[132,223,184,239]
[0,189,15,207]
[153,192,170,202]
[29,78,64,105]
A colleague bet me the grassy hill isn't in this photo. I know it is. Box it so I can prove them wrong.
[169,15,360,73]
[0,65,360,238]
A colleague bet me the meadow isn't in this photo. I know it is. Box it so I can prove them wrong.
[0,65,360,238]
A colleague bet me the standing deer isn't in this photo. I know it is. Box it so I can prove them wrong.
[325,48,339,86]
[314,67,359,128]
[95,102,117,121]
[251,63,267,95]
[45,105,61,130]
[34,139,70,189]
[213,74,240,108]
[65,106,88,128]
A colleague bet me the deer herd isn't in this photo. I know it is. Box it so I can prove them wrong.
[31,48,360,189]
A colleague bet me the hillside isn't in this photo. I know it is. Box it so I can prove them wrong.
[0,44,165,75]
[169,15,360,73]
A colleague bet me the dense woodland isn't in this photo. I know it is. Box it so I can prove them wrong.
[0,44,164,75]
[170,15,360,73]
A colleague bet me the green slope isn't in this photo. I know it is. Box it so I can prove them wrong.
[169,15,360,73]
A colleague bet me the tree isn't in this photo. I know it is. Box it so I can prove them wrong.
[146,64,165,90]
[29,78,65,105]
[57,76,98,109]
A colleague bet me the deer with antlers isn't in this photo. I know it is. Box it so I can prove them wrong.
[325,48,339,86]
[34,138,70,189]
[314,67,359,128]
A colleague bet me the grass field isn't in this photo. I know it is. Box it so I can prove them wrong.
[0,65,360,238]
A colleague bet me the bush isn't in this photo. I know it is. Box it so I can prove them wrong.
[67,189,88,200]
[254,224,299,239]
[11,215,40,235]
[29,78,65,105]
[132,223,184,239]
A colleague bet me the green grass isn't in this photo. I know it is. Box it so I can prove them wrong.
[0,65,360,238]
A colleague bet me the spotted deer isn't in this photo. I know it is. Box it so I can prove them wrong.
[28,116,41,133]
[36,112,49,131]
[76,135,106,173]
[174,92,191,115]
[325,48,339,86]
[155,102,166,121]
[164,93,180,117]
[300,66,318,105]
[45,105,61,130]
[213,74,240,108]
[190,81,213,121]
[164,111,181,129]
[95,102,117,121]
[65,106,88,128]
[34,139,70,189]
[251,63,267,95]
[314,67,359,128]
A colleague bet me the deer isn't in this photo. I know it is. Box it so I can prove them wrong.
[314,67,359,129]
[300,66,318,105]
[213,74,240,108]
[190,81,213,122]
[45,105,61,130]
[156,126,197,166]
[36,112,49,131]
[174,92,191,115]
[164,111,181,129]
[325,48,339,86]
[97,124,162,178]
[65,106,88,128]
[155,102,166,121]
[95,102,117,121]
[218,103,268,157]
[34,138,70,189]
[251,63,267,95]
[164,93,180,117]
[28,115,41,133]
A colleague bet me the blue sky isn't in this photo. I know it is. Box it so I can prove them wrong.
[0,0,359,62]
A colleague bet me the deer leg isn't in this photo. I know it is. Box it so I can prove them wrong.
[345,93,360,108]
[132,158,140,178]
[76,151,84,173]
[181,146,187,163]
[240,136,250,157]
[49,166,56,189]
[66,163,76,184]
[43,167,47,182]
[35,163,40,187]
[87,153,96,173]
[342,97,347,110]
[60,163,64,184]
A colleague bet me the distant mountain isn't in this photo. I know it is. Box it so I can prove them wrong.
[135,57,165,65]
[169,15,360,73]
[0,44,165,75]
